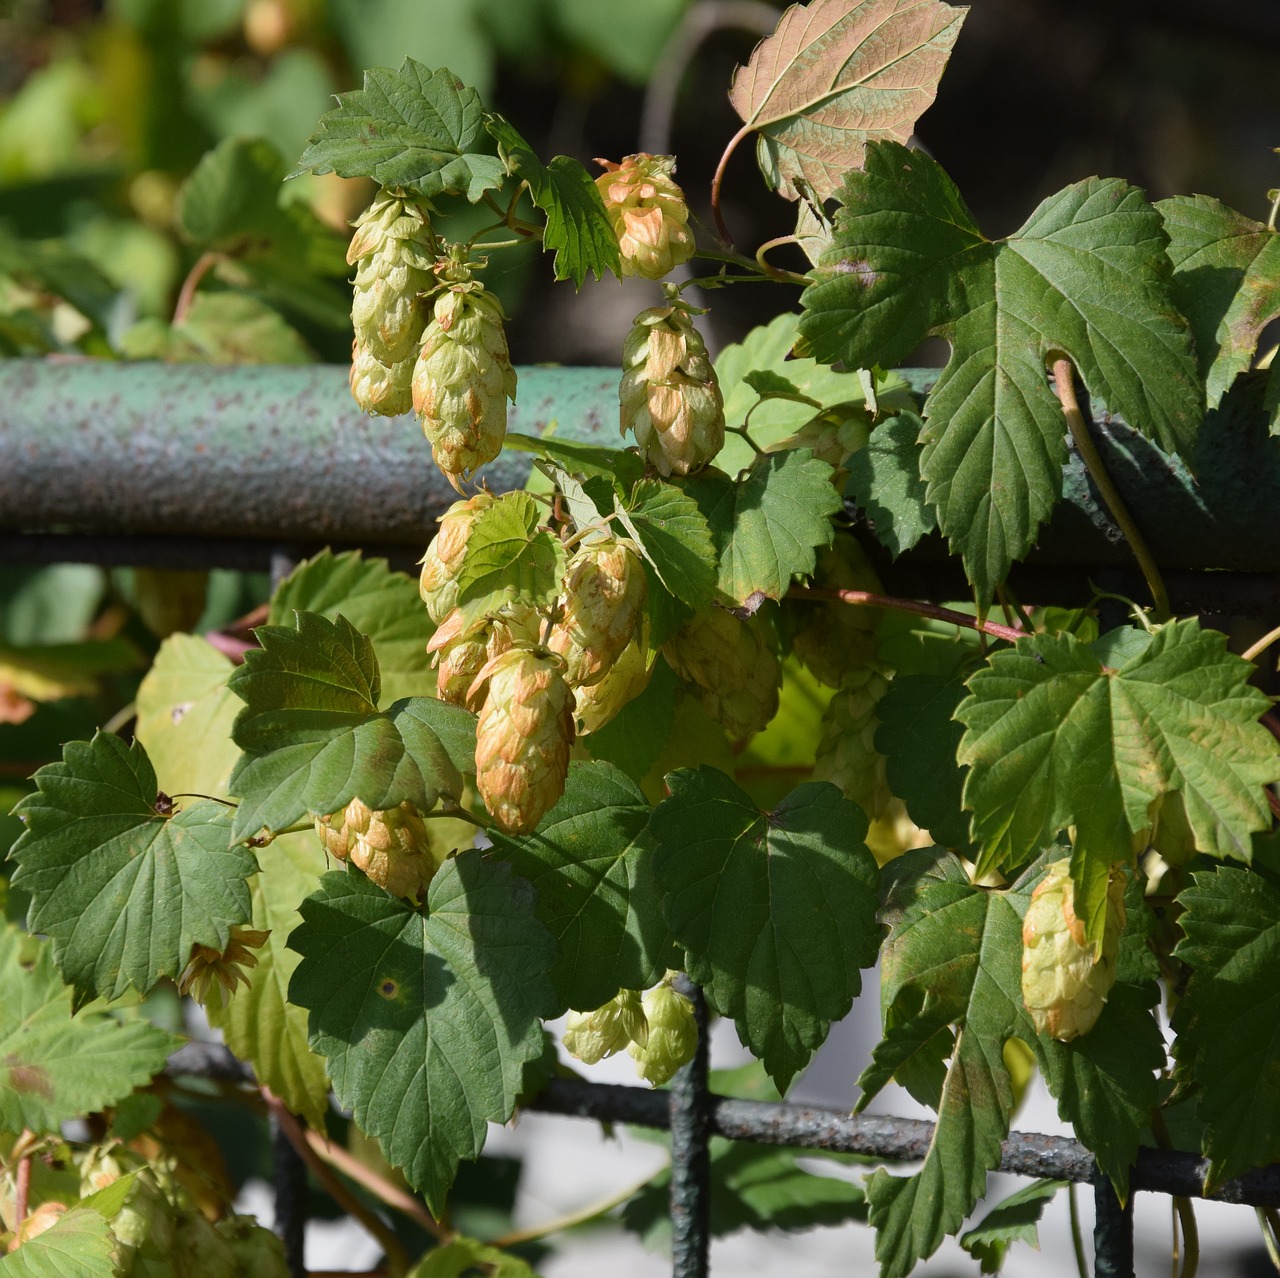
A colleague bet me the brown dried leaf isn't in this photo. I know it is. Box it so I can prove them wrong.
[729,0,967,202]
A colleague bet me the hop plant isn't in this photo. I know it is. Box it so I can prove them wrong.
[812,663,893,822]
[215,1215,290,1278]
[176,925,270,1008]
[619,290,725,477]
[549,534,647,688]
[563,989,648,1065]
[348,191,436,365]
[1021,859,1127,1042]
[418,491,496,623]
[426,601,540,710]
[314,798,445,902]
[349,339,414,417]
[789,535,882,688]
[412,263,517,483]
[471,647,574,835]
[663,606,780,742]
[627,976,698,1086]
[574,620,652,735]
[595,153,695,279]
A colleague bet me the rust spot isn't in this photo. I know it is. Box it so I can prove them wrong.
[4,1058,54,1100]
[832,258,878,289]
[378,979,399,999]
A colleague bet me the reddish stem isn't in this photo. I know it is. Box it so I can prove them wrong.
[710,124,753,248]
[172,250,224,325]
[14,1154,31,1232]
[786,586,1025,645]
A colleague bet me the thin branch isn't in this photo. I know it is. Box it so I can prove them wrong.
[13,1153,31,1233]
[263,1091,414,1276]
[1051,356,1170,621]
[490,1166,662,1249]
[1068,1182,1090,1278]
[1243,622,1280,665]
[172,251,224,325]
[786,586,1025,645]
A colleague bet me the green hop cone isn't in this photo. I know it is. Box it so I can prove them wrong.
[627,976,697,1086]
[549,535,648,688]
[595,153,695,280]
[314,798,446,902]
[563,988,648,1065]
[413,279,517,483]
[812,663,893,822]
[619,291,725,477]
[1021,858,1127,1042]
[426,600,540,710]
[574,619,653,735]
[215,1216,290,1278]
[348,191,436,365]
[789,534,882,688]
[350,339,414,417]
[418,491,496,623]
[169,1207,237,1278]
[662,606,780,742]
[472,647,575,835]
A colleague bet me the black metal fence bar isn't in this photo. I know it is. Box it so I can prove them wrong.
[669,983,712,1278]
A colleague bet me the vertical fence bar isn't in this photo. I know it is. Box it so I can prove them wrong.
[271,1113,308,1278]
[670,980,711,1278]
[1093,1169,1135,1278]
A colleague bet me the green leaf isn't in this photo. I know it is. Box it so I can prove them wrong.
[615,478,718,611]
[407,1236,538,1278]
[228,612,472,841]
[799,142,1203,600]
[959,1179,1065,1275]
[488,762,670,1012]
[288,854,555,1213]
[1173,865,1280,1185]
[955,621,1279,939]
[270,550,437,705]
[503,432,646,491]
[293,59,506,201]
[685,451,842,606]
[120,292,314,365]
[0,1204,116,1278]
[484,114,619,286]
[177,136,292,247]
[9,733,256,1003]
[727,0,966,202]
[452,491,566,614]
[583,657,679,782]
[134,635,240,798]
[845,412,938,555]
[206,831,330,1129]
[875,671,973,851]
[1158,193,1280,419]
[0,925,179,1137]
[649,771,879,1091]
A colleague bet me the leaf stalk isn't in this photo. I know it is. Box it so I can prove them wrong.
[786,585,1025,645]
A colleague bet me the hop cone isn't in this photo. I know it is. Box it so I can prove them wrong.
[215,1216,290,1278]
[1021,859,1127,1042]
[563,989,648,1065]
[789,534,882,688]
[413,281,516,481]
[663,606,780,742]
[176,925,270,1008]
[574,620,652,735]
[427,601,539,710]
[350,339,414,417]
[812,664,893,822]
[472,647,574,835]
[348,192,435,365]
[418,492,495,623]
[549,535,647,687]
[627,977,697,1086]
[595,153,695,279]
[314,798,444,902]
[619,293,724,477]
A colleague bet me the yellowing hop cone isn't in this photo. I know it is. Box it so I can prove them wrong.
[563,989,648,1065]
[574,619,652,735]
[418,491,496,623]
[549,535,647,688]
[314,798,445,903]
[427,601,540,710]
[595,153,695,280]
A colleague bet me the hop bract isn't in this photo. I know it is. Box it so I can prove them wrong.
[619,291,725,477]
[1021,858,1126,1041]
[663,606,780,742]
[595,153,695,279]
[413,278,516,482]
[176,925,270,1008]
[549,535,647,688]
[471,647,574,835]
[349,339,414,417]
[418,492,495,623]
[627,977,697,1086]
[426,601,540,710]
[314,798,445,902]
[563,989,648,1066]
[574,620,652,735]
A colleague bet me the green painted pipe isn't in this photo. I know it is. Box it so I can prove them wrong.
[1,358,1278,573]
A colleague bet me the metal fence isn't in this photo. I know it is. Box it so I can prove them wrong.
[6,359,1280,1278]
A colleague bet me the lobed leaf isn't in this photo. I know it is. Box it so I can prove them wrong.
[288,855,556,1213]
[0,925,179,1136]
[615,479,718,611]
[959,1179,1065,1274]
[799,142,1203,600]
[728,0,966,202]
[649,770,880,1091]
[9,733,256,1003]
[293,59,506,200]
[451,491,566,614]
[845,412,937,556]
[0,1204,116,1278]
